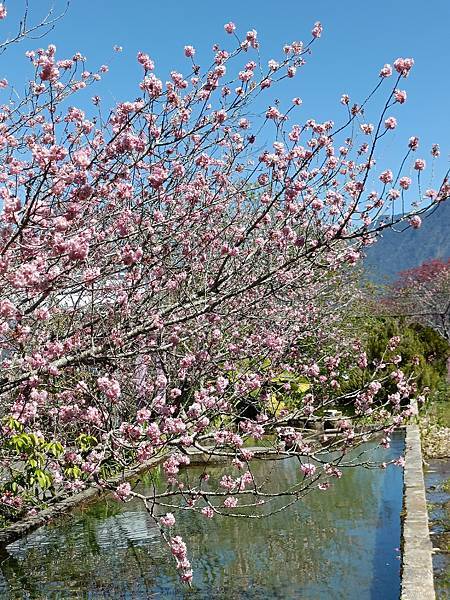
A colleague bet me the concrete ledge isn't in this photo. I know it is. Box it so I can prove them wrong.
[401,424,435,600]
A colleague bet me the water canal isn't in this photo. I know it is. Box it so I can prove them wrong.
[0,433,404,599]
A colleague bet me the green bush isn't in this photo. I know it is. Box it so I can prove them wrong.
[339,317,450,402]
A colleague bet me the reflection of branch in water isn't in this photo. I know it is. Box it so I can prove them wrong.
[106,511,159,598]
[0,508,162,597]
[0,547,41,598]
[81,513,102,556]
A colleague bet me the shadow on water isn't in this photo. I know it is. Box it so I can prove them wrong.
[0,432,405,599]
[369,433,404,600]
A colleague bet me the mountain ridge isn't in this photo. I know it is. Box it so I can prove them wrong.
[364,200,450,282]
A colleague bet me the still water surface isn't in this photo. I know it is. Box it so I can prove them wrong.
[0,433,404,599]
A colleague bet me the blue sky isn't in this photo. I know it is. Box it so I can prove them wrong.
[2,0,449,191]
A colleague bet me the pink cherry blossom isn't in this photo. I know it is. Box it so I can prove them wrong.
[393,57,414,77]
[160,513,176,527]
[224,21,236,34]
[312,21,323,38]
[97,377,121,401]
[379,64,392,77]
[394,89,407,103]
[201,506,214,518]
[408,136,419,151]
[431,143,440,157]
[414,158,426,171]
[114,482,132,501]
[266,106,282,120]
[384,116,397,130]
[137,51,154,71]
[360,123,374,135]
[409,215,422,229]
[224,497,238,508]
[379,169,393,184]
[301,463,317,477]
[399,176,411,190]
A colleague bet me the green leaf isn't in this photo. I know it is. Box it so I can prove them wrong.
[35,469,52,490]
[47,440,64,457]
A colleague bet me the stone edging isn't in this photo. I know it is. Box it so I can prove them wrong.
[401,424,435,599]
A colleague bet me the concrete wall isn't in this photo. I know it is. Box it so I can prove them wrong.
[401,424,435,599]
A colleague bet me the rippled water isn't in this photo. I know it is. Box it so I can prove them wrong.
[0,433,404,599]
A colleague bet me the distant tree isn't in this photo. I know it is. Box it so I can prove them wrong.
[385,259,450,341]
[339,316,450,401]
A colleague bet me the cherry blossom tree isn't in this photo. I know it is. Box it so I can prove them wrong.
[384,259,450,341]
[0,11,448,582]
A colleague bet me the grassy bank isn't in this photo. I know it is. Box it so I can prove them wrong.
[420,395,450,459]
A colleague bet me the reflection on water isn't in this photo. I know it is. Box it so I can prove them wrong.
[0,433,404,599]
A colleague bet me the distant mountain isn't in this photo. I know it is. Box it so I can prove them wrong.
[364,200,450,283]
